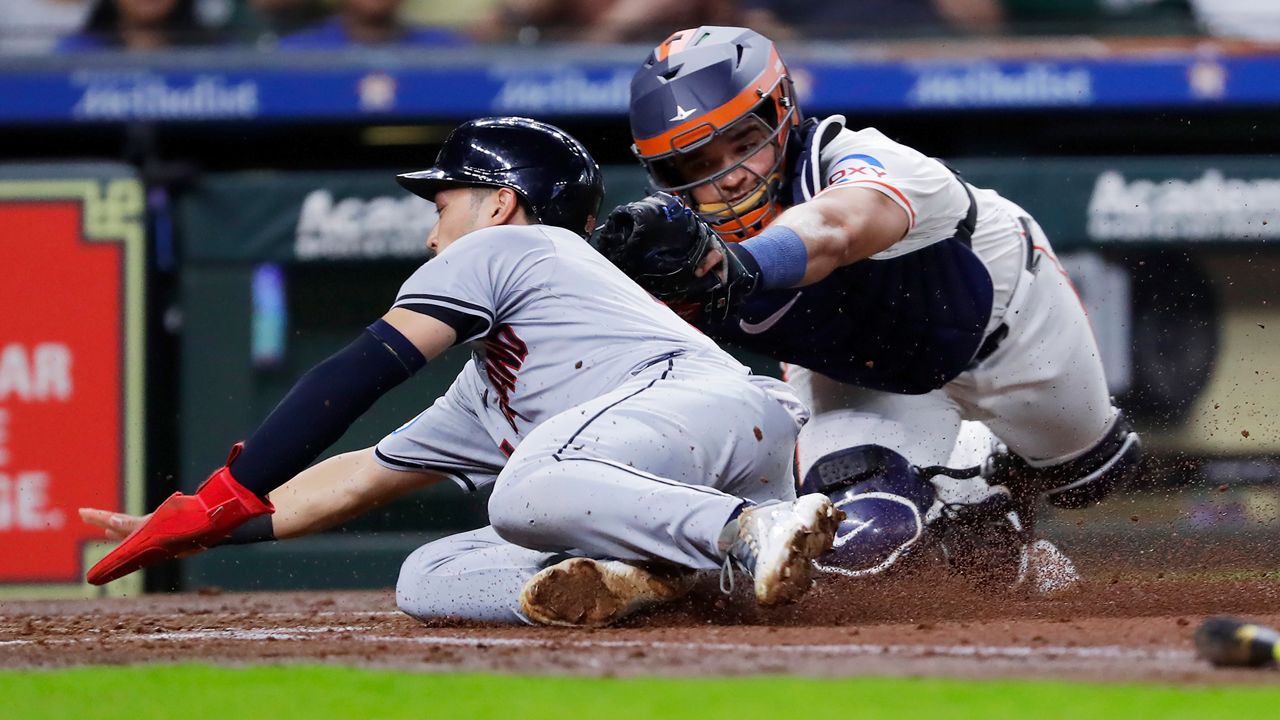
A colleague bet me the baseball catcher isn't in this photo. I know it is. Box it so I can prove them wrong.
[596,26,1142,584]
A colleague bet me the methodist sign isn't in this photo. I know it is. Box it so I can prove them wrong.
[0,165,144,596]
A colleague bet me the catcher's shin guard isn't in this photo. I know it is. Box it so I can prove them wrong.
[988,412,1142,509]
[87,444,273,585]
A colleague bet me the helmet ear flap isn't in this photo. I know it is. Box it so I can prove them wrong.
[547,182,605,236]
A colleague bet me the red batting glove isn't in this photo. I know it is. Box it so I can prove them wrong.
[87,443,273,585]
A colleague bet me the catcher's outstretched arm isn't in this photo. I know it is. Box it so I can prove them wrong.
[592,193,758,323]
[774,186,909,284]
[696,186,908,288]
[594,191,907,325]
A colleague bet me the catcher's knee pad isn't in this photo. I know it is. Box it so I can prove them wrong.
[800,445,936,578]
[992,412,1142,509]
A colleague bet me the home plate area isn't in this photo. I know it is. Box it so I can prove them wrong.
[5,553,1280,684]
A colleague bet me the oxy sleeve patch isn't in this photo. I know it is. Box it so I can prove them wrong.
[827,153,889,186]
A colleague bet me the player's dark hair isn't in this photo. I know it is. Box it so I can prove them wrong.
[467,185,535,223]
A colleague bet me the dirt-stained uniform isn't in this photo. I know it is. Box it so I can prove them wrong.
[380,223,806,623]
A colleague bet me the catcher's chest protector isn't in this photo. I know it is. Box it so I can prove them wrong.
[704,118,995,394]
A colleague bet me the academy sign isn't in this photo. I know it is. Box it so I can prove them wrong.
[1088,169,1280,242]
[294,189,435,261]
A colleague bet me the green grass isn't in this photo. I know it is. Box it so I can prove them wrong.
[2,665,1276,720]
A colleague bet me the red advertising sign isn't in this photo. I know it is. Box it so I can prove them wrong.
[0,171,144,594]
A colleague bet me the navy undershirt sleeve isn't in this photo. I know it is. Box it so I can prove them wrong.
[228,320,428,497]
[366,318,429,374]
[394,302,488,345]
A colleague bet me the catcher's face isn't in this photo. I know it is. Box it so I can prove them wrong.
[665,116,785,241]
[672,121,778,208]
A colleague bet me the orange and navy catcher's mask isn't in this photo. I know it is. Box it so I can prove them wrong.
[629,26,802,242]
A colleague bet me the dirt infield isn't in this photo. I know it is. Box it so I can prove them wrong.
[4,551,1280,684]
[6,494,1280,683]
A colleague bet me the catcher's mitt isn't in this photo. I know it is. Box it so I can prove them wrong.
[591,192,758,322]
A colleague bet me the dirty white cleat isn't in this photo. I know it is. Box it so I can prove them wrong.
[1013,539,1082,595]
[720,494,843,606]
[519,557,696,628]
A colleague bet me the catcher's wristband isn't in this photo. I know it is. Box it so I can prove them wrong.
[738,225,808,289]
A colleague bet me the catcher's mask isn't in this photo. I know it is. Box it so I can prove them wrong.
[629,26,802,242]
[397,116,605,238]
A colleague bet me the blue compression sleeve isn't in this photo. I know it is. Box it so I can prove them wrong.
[228,320,427,496]
[738,225,808,289]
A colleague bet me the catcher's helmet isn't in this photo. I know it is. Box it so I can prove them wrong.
[398,117,605,238]
[630,27,802,241]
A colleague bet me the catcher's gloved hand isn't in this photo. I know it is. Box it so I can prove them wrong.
[591,192,759,323]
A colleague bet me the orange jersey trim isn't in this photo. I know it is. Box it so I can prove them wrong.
[832,179,918,226]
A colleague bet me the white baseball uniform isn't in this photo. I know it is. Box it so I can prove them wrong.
[375,224,807,624]
[783,117,1118,492]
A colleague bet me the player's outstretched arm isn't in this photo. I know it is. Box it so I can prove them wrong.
[266,447,441,540]
[81,448,442,546]
[85,313,458,585]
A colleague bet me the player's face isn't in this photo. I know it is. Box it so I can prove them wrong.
[426,187,486,254]
[670,120,778,209]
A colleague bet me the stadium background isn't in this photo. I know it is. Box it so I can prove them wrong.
[2,0,1279,597]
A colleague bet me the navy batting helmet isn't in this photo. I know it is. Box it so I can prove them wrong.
[630,27,802,242]
[398,117,605,238]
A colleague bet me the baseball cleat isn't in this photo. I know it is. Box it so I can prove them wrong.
[721,494,843,606]
[519,557,696,628]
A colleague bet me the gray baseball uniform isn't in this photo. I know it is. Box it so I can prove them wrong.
[375,224,807,624]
